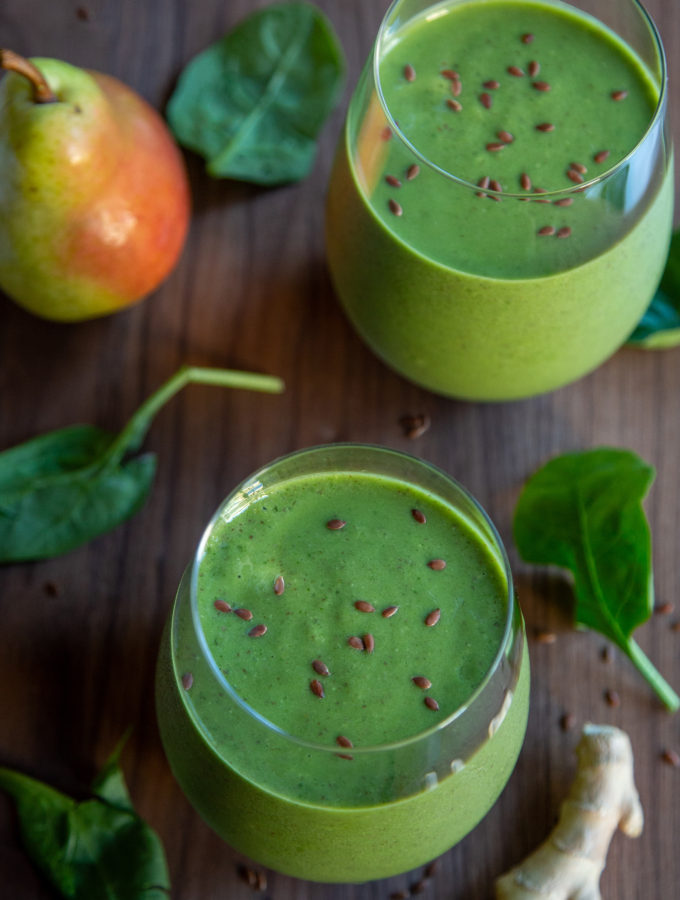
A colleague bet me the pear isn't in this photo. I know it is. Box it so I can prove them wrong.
[0,50,190,321]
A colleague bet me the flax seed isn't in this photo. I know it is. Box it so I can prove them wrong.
[235,608,253,621]
[594,149,610,164]
[424,859,440,878]
[601,645,613,663]
[476,174,490,197]
[326,518,346,530]
[480,92,492,109]
[248,623,267,637]
[611,89,628,101]
[424,697,440,711]
[536,122,554,132]
[411,879,430,894]
[312,659,330,676]
[451,78,462,97]
[528,60,540,77]
[214,599,232,613]
[483,79,500,89]
[382,605,399,618]
[498,130,514,143]
[337,735,354,748]
[427,559,446,571]
[556,226,572,239]
[605,688,621,708]
[412,508,427,524]
[554,197,573,207]
[447,98,462,112]
[388,198,403,216]
[381,126,392,141]
[520,172,532,191]
[336,753,354,760]
[655,601,675,615]
[560,712,576,732]
[400,412,430,438]
[567,169,584,184]
[570,161,587,174]
[273,575,285,595]
[661,749,680,767]
[425,608,441,626]
[181,672,193,691]
[508,65,524,77]
[486,142,506,152]
[412,676,432,689]
[536,630,557,643]
[406,163,420,180]
[441,69,460,82]
[390,892,410,900]
[348,635,365,650]
[310,679,325,698]
[538,225,555,236]
[489,178,502,193]
[521,33,535,43]
[533,81,551,91]
[404,63,416,82]
[355,600,375,613]
[385,174,402,188]
[363,633,375,653]
[671,621,680,633]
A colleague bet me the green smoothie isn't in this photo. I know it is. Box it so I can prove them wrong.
[325,0,672,399]
[156,445,528,882]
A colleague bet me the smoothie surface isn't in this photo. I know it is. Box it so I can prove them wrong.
[196,470,508,747]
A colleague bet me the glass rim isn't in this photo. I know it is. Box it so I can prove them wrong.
[186,442,519,756]
[373,0,668,200]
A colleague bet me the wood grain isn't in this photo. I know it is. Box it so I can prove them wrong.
[0,2,678,898]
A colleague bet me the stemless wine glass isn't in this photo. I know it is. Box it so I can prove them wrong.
[156,444,528,883]
[325,0,672,401]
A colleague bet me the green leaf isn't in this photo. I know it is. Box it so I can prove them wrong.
[628,229,680,348]
[166,1,345,184]
[0,365,284,563]
[0,747,170,899]
[514,447,679,711]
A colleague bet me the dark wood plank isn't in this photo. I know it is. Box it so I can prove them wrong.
[1,2,678,898]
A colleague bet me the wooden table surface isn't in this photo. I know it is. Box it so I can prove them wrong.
[1,1,678,898]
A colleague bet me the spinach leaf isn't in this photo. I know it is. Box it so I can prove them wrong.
[166,1,345,184]
[0,742,170,899]
[0,365,283,563]
[628,229,680,348]
[514,447,679,711]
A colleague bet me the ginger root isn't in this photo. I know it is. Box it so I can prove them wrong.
[495,723,643,900]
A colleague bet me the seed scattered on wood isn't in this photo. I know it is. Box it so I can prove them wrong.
[600,644,613,663]
[536,630,557,643]
[424,697,440,711]
[235,608,253,621]
[337,735,354,749]
[385,174,402,188]
[76,7,91,22]
[355,600,375,613]
[655,601,675,615]
[425,608,442,627]
[404,63,416,82]
[390,891,410,900]
[181,672,193,691]
[312,659,330,676]
[388,198,403,216]
[248,623,267,637]
[412,676,432,690]
[486,142,506,152]
[363,633,375,653]
[528,60,540,77]
[411,879,430,895]
[538,226,555,236]
[273,575,285,595]
[412,508,427,524]
[44,581,60,597]
[605,688,621,708]
[671,621,680,633]
[326,518,346,530]
[594,149,611,164]
[381,126,392,141]
[441,69,460,82]
[310,679,325,698]
[427,559,446,571]
[480,92,492,109]
[498,130,514,143]
[214,599,232,613]
[348,635,365,650]
[554,197,573,207]
[483,79,500,89]
[406,163,420,180]
[611,89,628,101]
[238,865,267,891]
[570,161,588,174]
[521,32,535,43]
[560,712,576,732]
[520,172,532,190]
[382,605,399,618]
[661,748,680,767]
[424,859,440,878]
[536,122,555,132]
[508,65,524,77]
[533,81,551,91]
[446,98,462,112]
[451,78,462,97]
[556,226,572,239]
[400,412,430,438]
[567,169,584,184]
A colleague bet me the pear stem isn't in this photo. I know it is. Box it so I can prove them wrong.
[0,49,57,104]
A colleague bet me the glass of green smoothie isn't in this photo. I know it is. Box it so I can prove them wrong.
[326,0,673,401]
[156,444,528,883]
